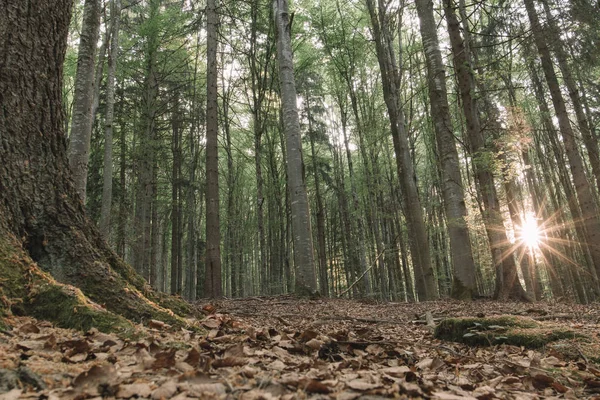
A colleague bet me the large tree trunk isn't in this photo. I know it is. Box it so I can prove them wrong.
[274,0,318,295]
[0,0,189,330]
[414,0,477,300]
[68,0,101,202]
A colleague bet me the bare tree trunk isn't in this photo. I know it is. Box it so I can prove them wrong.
[99,0,121,238]
[68,0,101,202]
[415,0,477,299]
[306,96,329,296]
[542,0,600,193]
[274,0,317,295]
[524,0,600,282]
[444,0,529,301]
[366,0,437,300]
[205,0,222,298]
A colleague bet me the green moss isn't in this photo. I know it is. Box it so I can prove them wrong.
[435,316,584,348]
[26,283,134,334]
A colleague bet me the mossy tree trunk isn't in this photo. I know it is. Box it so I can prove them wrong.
[0,0,189,330]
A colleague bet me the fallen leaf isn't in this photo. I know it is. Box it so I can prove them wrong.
[152,348,177,370]
[151,380,177,400]
[346,380,381,391]
[117,382,153,399]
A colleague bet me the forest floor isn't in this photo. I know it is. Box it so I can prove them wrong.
[1,297,600,399]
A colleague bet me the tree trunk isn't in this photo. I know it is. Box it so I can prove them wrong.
[274,0,318,295]
[0,0,189,331]
[542,0,600,193]
[366,0,437,300]
[444,0,529,301]
[68,0,101,202]
[205,0,222,298]
[524,0,600,282]
[99,0,121,238]
[306,97,329,297]
[415,0,477,299]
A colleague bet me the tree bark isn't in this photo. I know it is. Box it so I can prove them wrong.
[99,0,122,238]
[205,0,223,298]
[365,0,438,300]
[274,0,318,295]
[0,0,189,330]
[524,0,600,282]
[68,0,101,202]
[444,0,529,301]
[415,0,477,300]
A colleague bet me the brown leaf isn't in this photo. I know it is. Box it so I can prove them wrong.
[151,380,177,400]
[73,364,117,391]
[117,382,153,399]
[224,343,244,358]
[381,366,411,377]
[152,348,177,370]
[184,347,200,366]
[301,379,331,394]
[148,319,170,330]
[178,370,213,385]
[19,323,40,334]
[584,378,600,388]
[202,304,217,314]
[532,374,554,389]
[298,329,318,342]
[61,339,90,356]
[346,380,381,391]
[305,338,323,350]
[551,381,568,393]
[202,318,221,329]
[212,356,247,368]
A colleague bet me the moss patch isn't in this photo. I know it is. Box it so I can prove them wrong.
[26,283,133,334]
[435,316,584,348]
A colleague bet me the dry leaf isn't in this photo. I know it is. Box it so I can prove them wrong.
[151,380,177,400]
[117,382,153,399]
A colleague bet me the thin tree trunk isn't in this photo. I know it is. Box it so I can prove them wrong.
[69,0,101,202]
[205,0,222,298]
[542,0,600,193]
[444,0,529,301]
[306,96,329,296]
[366,0,437,300]
[99,0,121,238]
[415,0,477,299]
[274,0,317,295]
[524,0,600,283]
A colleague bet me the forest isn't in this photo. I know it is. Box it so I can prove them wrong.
[1,0,600,398]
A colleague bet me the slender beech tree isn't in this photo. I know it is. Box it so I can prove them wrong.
[274,0,318,295]
[365,0,437,300]
[69,0,101,202]
[99,0,122,238]
[205,0,223,298]
[415,0,477,299]
[444,0,529,300]
[541,0,600,193]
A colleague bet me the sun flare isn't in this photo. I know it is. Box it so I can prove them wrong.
[519,213,541,248]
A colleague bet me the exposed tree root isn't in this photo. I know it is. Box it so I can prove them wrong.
[0,229,191,333]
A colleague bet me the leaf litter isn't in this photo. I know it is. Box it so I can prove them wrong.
[0,298,599,399]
